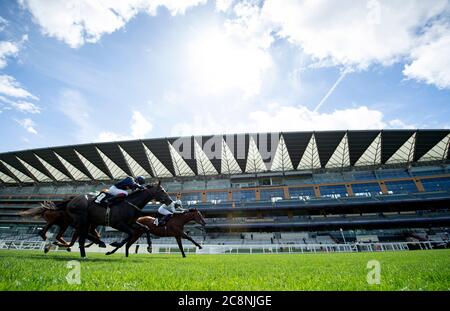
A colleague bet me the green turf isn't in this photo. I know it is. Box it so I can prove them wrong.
[0,249,449,290]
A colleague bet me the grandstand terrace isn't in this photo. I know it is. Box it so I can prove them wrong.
[0,129,449,250]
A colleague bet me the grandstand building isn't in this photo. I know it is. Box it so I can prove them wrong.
[0,129,449,252]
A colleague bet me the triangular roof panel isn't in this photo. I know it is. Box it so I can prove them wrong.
[142,139,175,176]
[270,134,294,172]
[298,133,321,170]
[0,158,34,183]
[199,135,222,173]
[54,151,91,181]
[385,132,416,164]
[74,149,110,180]
[194,138,218,176]
[96,143,132,176]
[315,131,346,167]
[354,133,381,166]
[118,145,151,178]
[168,142,195,176]
[381,130,415,164]
[52,147,93,179]
[34,149,74,179]
[283,132,313,169]
[245,136,267,173]
[325,133,350,168]
[142,143,172,178]
[414,130,450,162]
[347,130,380,166]
[75,145,112,179]
[119,141,154,177]
[221,138,242,175]
[96,147,129,180]
[35,153,72,181]
[168,137,197,175]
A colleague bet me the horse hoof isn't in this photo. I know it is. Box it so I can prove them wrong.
[66,248,71,252]
[110,242,120,248]
[199,246,203,249]
[99,242,106,248]
[44,248,50,254]
[147,247,152,253]
[105,252,112,256]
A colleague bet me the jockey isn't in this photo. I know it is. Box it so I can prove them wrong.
[105,176,146,205]
[155,199,186,226]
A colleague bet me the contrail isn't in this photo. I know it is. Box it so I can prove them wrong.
[314,69,350,113]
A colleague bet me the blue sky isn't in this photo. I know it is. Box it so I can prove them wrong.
[0,0,449,153]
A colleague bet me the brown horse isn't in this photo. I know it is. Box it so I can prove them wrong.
[105,208,206,258]
[19,201,101,252]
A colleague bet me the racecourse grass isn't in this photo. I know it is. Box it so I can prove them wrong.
[0,249,449,290]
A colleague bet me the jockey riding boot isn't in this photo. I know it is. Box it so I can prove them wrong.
[159,214,172,226]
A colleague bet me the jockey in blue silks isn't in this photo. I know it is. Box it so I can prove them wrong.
[105,176,145,205]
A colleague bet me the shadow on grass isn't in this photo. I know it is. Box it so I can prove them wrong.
[0,251,175,262]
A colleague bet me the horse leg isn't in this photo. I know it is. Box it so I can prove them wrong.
[146,231,152,253]
[182,233,202,249]
[109,222,135,249]
[38,222,51,241]
[175,237,186,258]
[78,222,89,258]
[125,232,141,258]
[53,224,70,247]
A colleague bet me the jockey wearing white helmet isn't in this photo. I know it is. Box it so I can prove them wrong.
[155,199,186,226]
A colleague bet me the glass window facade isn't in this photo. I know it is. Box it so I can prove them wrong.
[421,177,450,192]
[232,189,256,202]
[351,183,382,197]
[319,185,348,198]
[260,188,284,201]
[376,169,410,179]
[288,187,315,200]
[206,191,229,203]
[385,180,418,194]
[180,192,202,205]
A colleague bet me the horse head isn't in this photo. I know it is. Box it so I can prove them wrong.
[145,181,173,206]
[188,208,206,226]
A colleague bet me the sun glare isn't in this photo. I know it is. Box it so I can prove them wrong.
[187,27,271,97]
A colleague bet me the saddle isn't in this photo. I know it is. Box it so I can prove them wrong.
[93,190,114,207]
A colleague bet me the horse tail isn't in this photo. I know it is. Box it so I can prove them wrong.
[19,206,46,217]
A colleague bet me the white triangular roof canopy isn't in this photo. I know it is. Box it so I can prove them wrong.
[168,142,195,176]
[245,136,266,173]
[35,153,71,182]
[0,170,17,183]
[96,147,128,180]
[298,133,321,170]
[326,133,350,168]
[54,151,90,181]
[194,139,218,176]
[270,135,293,171]
[0,159,34,183]
[142,143,172,178]
[16,156,53,182]
[221,139,242,174]
[386,132,416,164]
[419,133,450,162]
[355,133,381,166]
[74,149,110,180]
[118,145,151,178]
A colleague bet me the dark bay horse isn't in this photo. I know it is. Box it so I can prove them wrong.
[19,201,101,252]
[106,208,206,258]
[65,182,172,258]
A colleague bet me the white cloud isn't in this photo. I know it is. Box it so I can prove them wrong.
[403,23,450,89]
[15,118,38,134]
[220,0,450,90]
[130,110,152,138]
[97,110,153,142]
[0,75,38,100]
[0,41,19,69]
[187,25,272,97]
[20,0,207,48]
[11,101,41,114]
[261,0,449,70]
[171,103,415,136]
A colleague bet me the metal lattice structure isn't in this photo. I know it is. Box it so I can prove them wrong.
[0,130,449,185]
